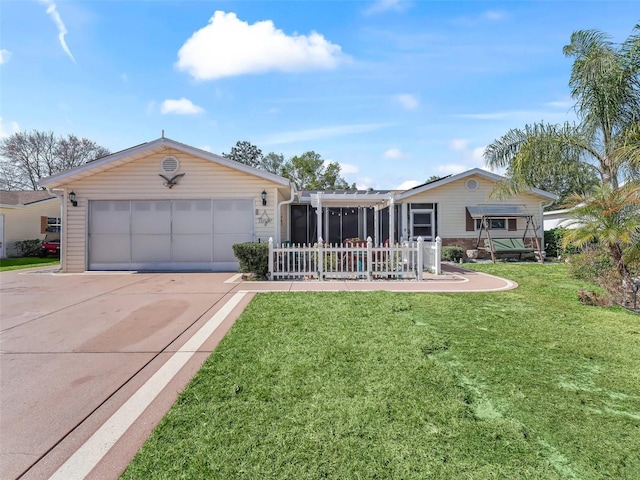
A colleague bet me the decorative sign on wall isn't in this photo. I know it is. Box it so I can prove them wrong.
[159,173,185,189]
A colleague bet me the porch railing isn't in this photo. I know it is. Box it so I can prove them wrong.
[268,236,441,281]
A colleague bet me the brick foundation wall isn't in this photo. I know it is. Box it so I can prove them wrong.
[440,237,490,259]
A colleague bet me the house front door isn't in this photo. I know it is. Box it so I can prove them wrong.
[410,209,434,241]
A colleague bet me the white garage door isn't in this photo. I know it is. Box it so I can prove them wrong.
[88,199,253,271]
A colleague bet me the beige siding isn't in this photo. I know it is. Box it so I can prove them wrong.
[59,148,283,272]
[402,175,545,241]
[0,199,61,257]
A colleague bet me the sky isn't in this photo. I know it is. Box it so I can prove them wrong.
[0,1,637,190]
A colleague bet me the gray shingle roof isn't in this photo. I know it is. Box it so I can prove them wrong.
[0,190,57,206]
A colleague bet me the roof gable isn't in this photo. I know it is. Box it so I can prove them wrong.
[398,168,557,200]
[38,137,292,189]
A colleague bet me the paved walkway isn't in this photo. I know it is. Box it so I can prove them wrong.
[0,264,516,480]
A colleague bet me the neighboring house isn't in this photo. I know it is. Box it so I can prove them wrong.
[544,207,580,230]
[39,137,557,273]
[0,191,62,258]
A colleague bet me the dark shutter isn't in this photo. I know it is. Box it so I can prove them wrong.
[41,216,47,234]
[465,208,475,231]
[508,219,517,231]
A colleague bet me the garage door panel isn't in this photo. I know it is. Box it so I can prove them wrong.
[89,235,131,264]
[132,201,171,234]
[131,235,171,263]
[90,201,130,235]
[214,200,253,234]
[172,234,212,262]
[173,200,212,234]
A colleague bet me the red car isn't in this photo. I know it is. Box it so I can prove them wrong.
[39,232,61,257]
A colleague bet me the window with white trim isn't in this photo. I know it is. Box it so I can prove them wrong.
[476,218,506,230]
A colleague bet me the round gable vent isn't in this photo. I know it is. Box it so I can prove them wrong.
[161,156,179,173]
[466,178,479,191]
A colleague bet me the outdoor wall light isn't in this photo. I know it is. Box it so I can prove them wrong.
[68,191,78,207]
[261,190,267,206]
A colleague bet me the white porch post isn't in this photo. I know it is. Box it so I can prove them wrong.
[374,205,379,245]
[435,236,442,275]
[268,237,274,280]
[389,196,395,245]
[416,236,424,281]
[312,193,323,245]
[401,202,408,241]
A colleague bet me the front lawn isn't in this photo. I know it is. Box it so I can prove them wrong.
[122,264,640,479]
[0,257,60,272]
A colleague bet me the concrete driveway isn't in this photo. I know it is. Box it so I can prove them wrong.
[0,265,515,480]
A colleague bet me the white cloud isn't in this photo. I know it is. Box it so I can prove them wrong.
[176,11,348,80]
[544,100,574,109]
[454,109,573,124]
[0,49,11,64]
[338,162,359,175]
[39,0,75,62]
[383,148,404,160]
[483,10,507,21]
[0,117,20,138]
[395,93,419,110]
[437,163,467,175]
[396,179,421,190]
[262,123,389,145]
[365,0,408,15]
[161,98,205,115]
[449,138,469,151]
[356,176,376,190]
[471,146,486,162]
[446,138,486,167]
[199,145,213,152]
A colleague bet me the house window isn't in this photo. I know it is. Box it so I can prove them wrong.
[476,218,506,230]
[41,216,61,233]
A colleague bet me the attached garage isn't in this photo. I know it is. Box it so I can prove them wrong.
[88,199,254,271]
[38,137,294,273]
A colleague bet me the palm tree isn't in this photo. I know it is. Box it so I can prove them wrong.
[484,25,640,195]
[561,183,640,290]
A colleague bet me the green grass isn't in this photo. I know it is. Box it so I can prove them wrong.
[122,264,640,480]
[0,257,60,271]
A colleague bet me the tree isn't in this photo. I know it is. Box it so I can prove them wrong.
[281,151,355,190]
[55,134,110,171]
[223,141,356,190]
[222,140,263,168]
[0,130,110,190]
[562,183,640,291]
[484,25,640,194]
[259,152,286,175]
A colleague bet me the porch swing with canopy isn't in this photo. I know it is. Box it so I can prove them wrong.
[468,205,543,262]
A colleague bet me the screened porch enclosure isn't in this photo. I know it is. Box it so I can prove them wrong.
[289,204,401,245]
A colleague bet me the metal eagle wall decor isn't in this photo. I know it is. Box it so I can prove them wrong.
[159,173,185,188]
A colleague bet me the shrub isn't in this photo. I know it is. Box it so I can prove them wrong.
[14,239,42,257]
[567,250,614,285]
[544,228,579,258]
[232,242,269,278]
[441,246,464,262]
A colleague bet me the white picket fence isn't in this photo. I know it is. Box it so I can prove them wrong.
[268,236,442,281]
